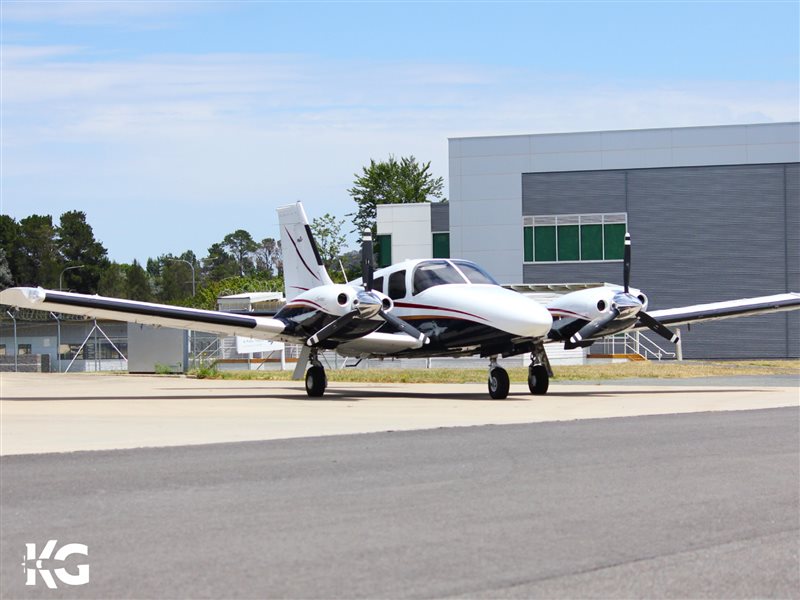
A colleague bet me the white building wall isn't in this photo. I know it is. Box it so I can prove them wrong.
[448,122,800,284]
[377,203,432,262]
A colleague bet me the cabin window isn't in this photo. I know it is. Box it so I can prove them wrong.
[452,261,498,285]
[523,213,627,263]
[388,270,406,300]
[412,261,466,295]
[372,276,384,295]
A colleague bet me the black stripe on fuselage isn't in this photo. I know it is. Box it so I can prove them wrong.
[44,292,259,329]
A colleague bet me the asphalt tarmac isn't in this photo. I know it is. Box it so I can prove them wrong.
[2,407,798,599]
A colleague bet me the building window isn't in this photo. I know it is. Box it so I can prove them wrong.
[523,213,627,263]
[432,232,449,259]
[18,344,32,355]
[376,234,392,268]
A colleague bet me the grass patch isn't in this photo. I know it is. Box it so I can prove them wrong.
[189,359,799,384]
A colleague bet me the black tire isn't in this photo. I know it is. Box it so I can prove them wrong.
[528,364,549,395]
[305,366,327,397]
[488,367,510,399]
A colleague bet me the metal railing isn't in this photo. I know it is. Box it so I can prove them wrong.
[592,331,676,361]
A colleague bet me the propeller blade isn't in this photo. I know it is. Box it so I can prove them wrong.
[569,307,620,346]
[378,309,430,346]
[623,232,631,294]
[361,230,374,291]
[307,310,360,347]
[638,310,680,343]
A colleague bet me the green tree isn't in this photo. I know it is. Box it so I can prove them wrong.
[348,155,445,234]
[202,242,240,282]
[0,249,13,290]
[147,251,198,302]
[184,274,283,311]
[310,213,348,277]
[98,261,127,297]
[57,210,108,293]
[254,238,282,278]
[125,260,152,301]
[0,215,20,285]
[16,215,61,287]
[222,229,258,277]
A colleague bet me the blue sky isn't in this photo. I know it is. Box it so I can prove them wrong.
[2,1,798,264]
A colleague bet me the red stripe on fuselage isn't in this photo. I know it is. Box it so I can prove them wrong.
[548,307,589,320]
[393,301,488,322]
[287,298,325,311]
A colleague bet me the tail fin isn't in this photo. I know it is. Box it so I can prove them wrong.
[277,202,334,300]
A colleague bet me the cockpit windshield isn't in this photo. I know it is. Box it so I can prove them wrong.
[412,260,467,295]
[412,259,499,295]
[452,260,498,285]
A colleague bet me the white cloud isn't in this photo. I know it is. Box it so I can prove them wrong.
[2,45,797,262]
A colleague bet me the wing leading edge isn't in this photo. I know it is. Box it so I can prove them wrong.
[637,293,800,329]
[0,287,288,341]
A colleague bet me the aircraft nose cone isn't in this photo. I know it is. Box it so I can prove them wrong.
[522,304,553,338]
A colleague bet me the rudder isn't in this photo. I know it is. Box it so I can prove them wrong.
[277,202,334,300]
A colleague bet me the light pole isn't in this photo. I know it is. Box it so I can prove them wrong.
[167,259,196,296]
[167,259,197,371]
[59,265,84,291]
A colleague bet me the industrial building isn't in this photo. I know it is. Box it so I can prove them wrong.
[377,122,799,359]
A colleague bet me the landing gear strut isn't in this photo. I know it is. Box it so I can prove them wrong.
[487,356,510,399]
[304,350,327,397]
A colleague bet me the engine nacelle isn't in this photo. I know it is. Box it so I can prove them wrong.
[548,286,646,323]
[294,285,392,319]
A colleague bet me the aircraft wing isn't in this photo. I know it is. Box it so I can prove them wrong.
[634,293,800,329]
[0,287,288,341]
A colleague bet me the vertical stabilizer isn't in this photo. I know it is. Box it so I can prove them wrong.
[277,202,334,300]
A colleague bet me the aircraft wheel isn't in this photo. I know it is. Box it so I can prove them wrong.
[305,366,327,397]
[528,364,549,395]
[488,367,510,399]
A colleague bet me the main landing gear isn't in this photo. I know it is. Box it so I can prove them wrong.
[488,346,552,399]
[528,364,549,395]
[528,344,551,395]
[304,349,327,397]
[488,357,510,399]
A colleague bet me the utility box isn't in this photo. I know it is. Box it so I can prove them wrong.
[127,324,188,374]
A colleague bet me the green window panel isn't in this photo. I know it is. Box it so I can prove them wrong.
[432,233,450,258]
[557,225,579,261]
[534,226,556,262]
[603,224,626,260]
[580,224,603,260]
[523,227,533,262]
[376,234,392,267]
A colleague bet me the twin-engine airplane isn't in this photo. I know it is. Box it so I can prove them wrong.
[2,202,799,399]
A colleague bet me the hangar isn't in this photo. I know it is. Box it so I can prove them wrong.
[378,122,799,359]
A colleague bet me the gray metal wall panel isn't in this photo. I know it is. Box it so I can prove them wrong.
[522,170,627,215]
[785,164,800,357]
[522,163,798,359]
[430,202,450,232]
